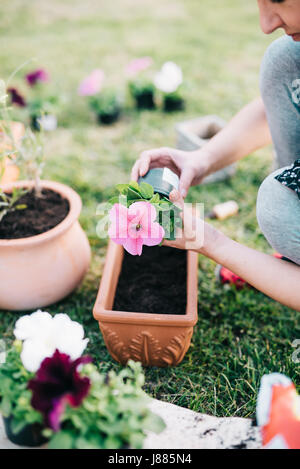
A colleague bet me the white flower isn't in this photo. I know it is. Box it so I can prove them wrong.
[154,62,183,93]
[14,310,89,373]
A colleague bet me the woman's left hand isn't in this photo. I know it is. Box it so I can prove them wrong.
[163,190,221,254]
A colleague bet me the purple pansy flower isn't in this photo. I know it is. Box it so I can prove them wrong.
[28,350,92,431]
[25,68,49,87]
[7,87,26,107]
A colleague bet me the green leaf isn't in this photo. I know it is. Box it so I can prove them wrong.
[109,194,128,206]
[48,431,74,449]
[127,187,143,200]
[143,412,166,433]
[139,182,154,199]
[149,193,160,204]
[1,395,12,416]
[10,418,27,435]
[127,198,145,207]
[116,184,129,195]
[128,181,141,192]
[75,436,104,449]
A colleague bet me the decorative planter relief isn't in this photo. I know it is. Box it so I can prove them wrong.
[93,241,198,367]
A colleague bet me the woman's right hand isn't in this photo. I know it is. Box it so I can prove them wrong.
[130,147,211,198]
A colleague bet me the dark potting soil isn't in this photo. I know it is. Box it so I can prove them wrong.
[113,245,187,315]
[0,189,70,239]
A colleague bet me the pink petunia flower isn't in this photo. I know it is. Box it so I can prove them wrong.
[25,68,49,86]
[108,201,165,256]
[28,350,92,432]
[125,57,153,78]
[78,69,105,96]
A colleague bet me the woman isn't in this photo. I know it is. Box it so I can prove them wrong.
[131,0,300,311]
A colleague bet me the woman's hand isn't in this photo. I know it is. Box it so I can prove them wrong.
[163,190,224,254]
[131,147,211,198]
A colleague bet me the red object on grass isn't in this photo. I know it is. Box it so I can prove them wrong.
[218,266,247,289]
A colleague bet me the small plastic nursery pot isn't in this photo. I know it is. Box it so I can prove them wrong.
[134,91,156,110]
[97,109,121,125]
[0,180,91,311]
[30,114,57,132]
[138,168,179,198]
[163,95,185,112]
[3,416,47,447]
[93,241,198,367]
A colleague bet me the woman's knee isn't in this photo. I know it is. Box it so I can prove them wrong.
[256,169,300,265]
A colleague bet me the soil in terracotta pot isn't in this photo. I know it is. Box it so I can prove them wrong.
[0,189,70,239]
[113,246,187,315]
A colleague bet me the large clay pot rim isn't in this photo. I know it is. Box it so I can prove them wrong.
[0,180,82,247]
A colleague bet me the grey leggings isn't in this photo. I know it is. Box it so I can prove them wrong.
[256,36,300,265]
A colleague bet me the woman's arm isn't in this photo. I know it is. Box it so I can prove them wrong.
[206,233,300,311]
[164,191,300,312]
[200,96,272,174]
[131,97,272,197]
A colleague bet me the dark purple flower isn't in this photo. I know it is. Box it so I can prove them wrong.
[25,68,49,87]
[28,350,92,431]
[7,87,26,107]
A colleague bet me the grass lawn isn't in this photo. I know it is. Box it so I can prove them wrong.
[0,0,299,419]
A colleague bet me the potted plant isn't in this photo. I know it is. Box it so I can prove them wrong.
[154,62,185,112]
[0,342,47,447]
[128,80,156,110]
[0,311,165,449]
[126,57,156,110]
[0,78,91,311]
[28,95,60,132]
[0,311,89,447]
[78,69,122,125]
[44,359,165,449]
[93,180,198,367]
[24,68,61,132]
[89,90,122,125]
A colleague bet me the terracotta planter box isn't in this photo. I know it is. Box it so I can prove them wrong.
[176,115,236,184]
[93,241,198,367]
[0,180,91,311]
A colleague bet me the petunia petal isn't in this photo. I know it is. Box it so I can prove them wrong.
[142,223,165,245]
[122,236,143,256]
[14,310,53,341]
[21,338,54,373]
[108,204,129,240]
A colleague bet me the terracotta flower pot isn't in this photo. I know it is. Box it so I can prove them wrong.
[0,121,24,186]
[93,241,198,367]
[0,180,91,311]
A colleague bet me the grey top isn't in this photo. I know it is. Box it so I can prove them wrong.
[256,35,300,265]
[260,35,300,169]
